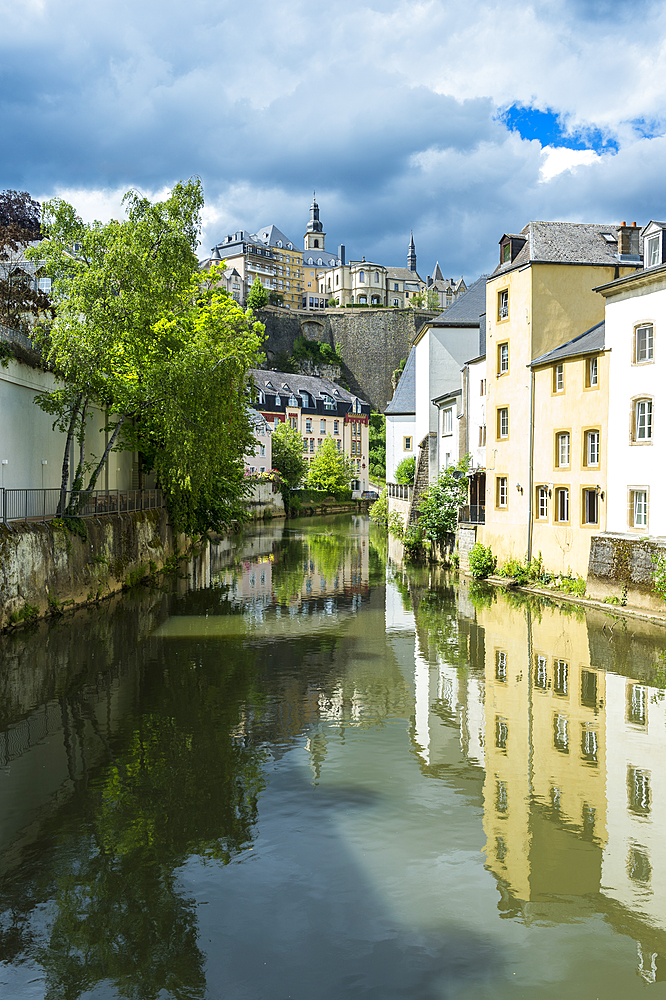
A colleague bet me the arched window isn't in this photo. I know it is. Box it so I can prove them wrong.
[314,239,319,248]
[275,394,281,406]
[633,397,653,441]
[359,295,367,304]
[374,271,379,283]
[277,240,282,248]
[359,270,365,282]
[336,274,339,285]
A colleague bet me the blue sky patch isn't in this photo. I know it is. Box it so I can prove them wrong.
[500,104,618,153]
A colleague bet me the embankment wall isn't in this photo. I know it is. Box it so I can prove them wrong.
[0,509,178,628]
[587,533,666,612]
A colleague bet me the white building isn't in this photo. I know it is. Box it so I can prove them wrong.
[245,410,273,475]
[384,348,416,482]
[597,224,666,536]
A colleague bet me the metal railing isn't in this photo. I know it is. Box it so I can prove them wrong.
[387,482,413,501]
[1,488,163,525]
[458,504,485,524]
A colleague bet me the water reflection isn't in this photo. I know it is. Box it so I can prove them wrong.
[1,517,666,997]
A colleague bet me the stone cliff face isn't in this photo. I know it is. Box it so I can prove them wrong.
[257,307,436,410]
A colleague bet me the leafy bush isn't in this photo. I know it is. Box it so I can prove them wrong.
[556,573,586,597]
[395,456,415,485]
[468,542,496,579]
[369,487,388,527]
[305,437,354,493]
[402,524,424,560]
[653,553,666,601]
[388,511,405,539]
[417,455,470,541]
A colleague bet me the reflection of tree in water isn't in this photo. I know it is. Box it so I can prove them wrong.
[0,638,267,1000]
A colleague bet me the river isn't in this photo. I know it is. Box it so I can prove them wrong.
[1,514,665,999]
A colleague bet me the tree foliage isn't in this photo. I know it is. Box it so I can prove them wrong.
[0,189,52,333]
[416,454,471,541]
[247,275,268,310]
[30,180,265,532]
[271,421,308,489]
[395,456,415,485]
[369,411,385,479]
[305,437,354,494]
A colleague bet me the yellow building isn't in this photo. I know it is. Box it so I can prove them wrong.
[203,224,304,309]
[483,222,641,575]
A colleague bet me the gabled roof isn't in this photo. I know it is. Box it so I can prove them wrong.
[432,261,444,281]
[530,321,605,368]
[429,275,489,326]
[492,221,643,276]
[386,266,423,281]
[250,368,368,407]
[384,347,416,415]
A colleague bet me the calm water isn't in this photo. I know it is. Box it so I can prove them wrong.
[1,515,666,999]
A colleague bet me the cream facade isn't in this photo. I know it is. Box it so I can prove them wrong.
[484,223,641,575]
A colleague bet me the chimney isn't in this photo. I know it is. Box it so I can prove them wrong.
[427,275,432,287]
[338,244,346,265]
[618,222,641,257]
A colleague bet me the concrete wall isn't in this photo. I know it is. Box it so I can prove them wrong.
[257,307,437,411]
[458,523,484,571]
[0,509,177,627]
[587,532,666,611]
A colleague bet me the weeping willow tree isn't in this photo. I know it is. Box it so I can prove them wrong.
[29,180,265,533]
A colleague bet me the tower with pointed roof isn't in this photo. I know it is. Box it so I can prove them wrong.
[407,231,417,272]
[304,192,326,252]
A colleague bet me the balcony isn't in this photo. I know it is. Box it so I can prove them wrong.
[458,505,485,524]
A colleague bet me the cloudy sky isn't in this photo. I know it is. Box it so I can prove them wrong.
[2,0,666,279]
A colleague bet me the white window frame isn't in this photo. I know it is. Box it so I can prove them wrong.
[557,432,570,467]
[634,399,653,441]
[556,487,570,523]
[442,408,453,435]
[632,489,648,527]
[498,342,509,374]
[497,476,508,508]
[588,357,598,386]
[498,407,509,439]
[554,364,564,392]
[583,488,599,525]
[537,486,548,519]
[646,234,661,268]
[635,325,654,363]
[498,289,509,321]
[586,430,600,466]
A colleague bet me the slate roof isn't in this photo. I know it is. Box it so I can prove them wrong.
[530,321,605,367]
[250,369,368,407]
[492,221,643,276]
[430,275,489,325]
[384,347,416,415]
[432,261,444,282]
[254,224,298,249]
[386,266,423,282]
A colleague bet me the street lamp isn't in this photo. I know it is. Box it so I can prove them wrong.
[1,459,7,490]
[41,460,47,489]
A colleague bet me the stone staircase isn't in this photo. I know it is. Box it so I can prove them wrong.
[406,435,432,524]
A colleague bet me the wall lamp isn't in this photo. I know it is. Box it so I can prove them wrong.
[596,486,605,500]
[516,482,523,494]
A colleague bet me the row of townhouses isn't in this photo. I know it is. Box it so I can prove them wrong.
[385,218,666,583]
[200,195,466,312]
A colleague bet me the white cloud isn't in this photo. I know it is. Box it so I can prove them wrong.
[539,146,601,182]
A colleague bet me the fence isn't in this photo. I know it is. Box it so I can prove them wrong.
[458,505,485,524]
[387,482,412,501]
[1,488,163,525]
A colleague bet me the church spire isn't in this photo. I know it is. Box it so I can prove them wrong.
[408,230,417,272]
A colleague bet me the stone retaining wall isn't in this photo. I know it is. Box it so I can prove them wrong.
[587,532,666,611]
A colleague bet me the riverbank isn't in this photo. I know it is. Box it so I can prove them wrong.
[0,509,184,629]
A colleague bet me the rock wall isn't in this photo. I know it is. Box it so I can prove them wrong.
[0,509,177,627]
[587,532,666,611]
[258,307,437,410]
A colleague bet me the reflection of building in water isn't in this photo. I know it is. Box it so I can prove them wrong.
[408,578,666,978]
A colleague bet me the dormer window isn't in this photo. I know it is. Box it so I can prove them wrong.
[501,242,510,263]
[645,233,661,268]
[277,240,282,248]
[274,394,281,406]
[257,389,265,404]
[287,243,293,250]
[288,394,298,406]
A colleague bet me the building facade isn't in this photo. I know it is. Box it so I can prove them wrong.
[250,369,371,493]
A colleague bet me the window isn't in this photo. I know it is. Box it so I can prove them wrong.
[583,489,599,525]
[628,684,648,726]
[554,714,569,754]
[585,430,600,466]
[317,438,322,449]
[635,324,654,363]
[630,489,648,527]
[393,299,399,307]
[495,650,507,682]
[501,242,510,264]
[478,425,486,446]
[334,420,339,435]
[497,407,509,439]
[38,276,52,293]
[634,398,653,440]
[309,438,314,452]
[259,444,266,457]
[289,416,297,430]
[497,342,509,374]
[496,476,508,508]
[557,432,570,467]
[645,234,661,268]
[288,394,298,406]
[495,717,508,750]
[480,379,486,395]
[537,486,548,519]
[403,436,412,451]
[359,270,365,282]
[581,726,598,765]
[498,289,509,320]
[358,295,367,304]
[305,419,312,433]
[556,487,569,522]
[442,408,453,435]
[495,779,508,813]
[553,364,564,392]
[314,239,319,248]
[274,393,281,406]
[394,283,399,291]
[320,419,326,434]
[374,271,379,283]
[581,669,597,708]
[336,439,341,452]
[535,655,547,689]
[303,438,309,452]
[554,660,568,696]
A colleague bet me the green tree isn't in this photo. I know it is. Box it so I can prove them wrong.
[395,456,415,485]
[368,411,385,480]
[417,454,470,541]
[268,290,283,306]
[426,287,440,310]
[30,181,265,532]
[0,189,52,334]
[305,437,354,494]
[247,275,268,310]
[271,421,308,506]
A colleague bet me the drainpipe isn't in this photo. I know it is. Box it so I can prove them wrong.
[527,366,535,563]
